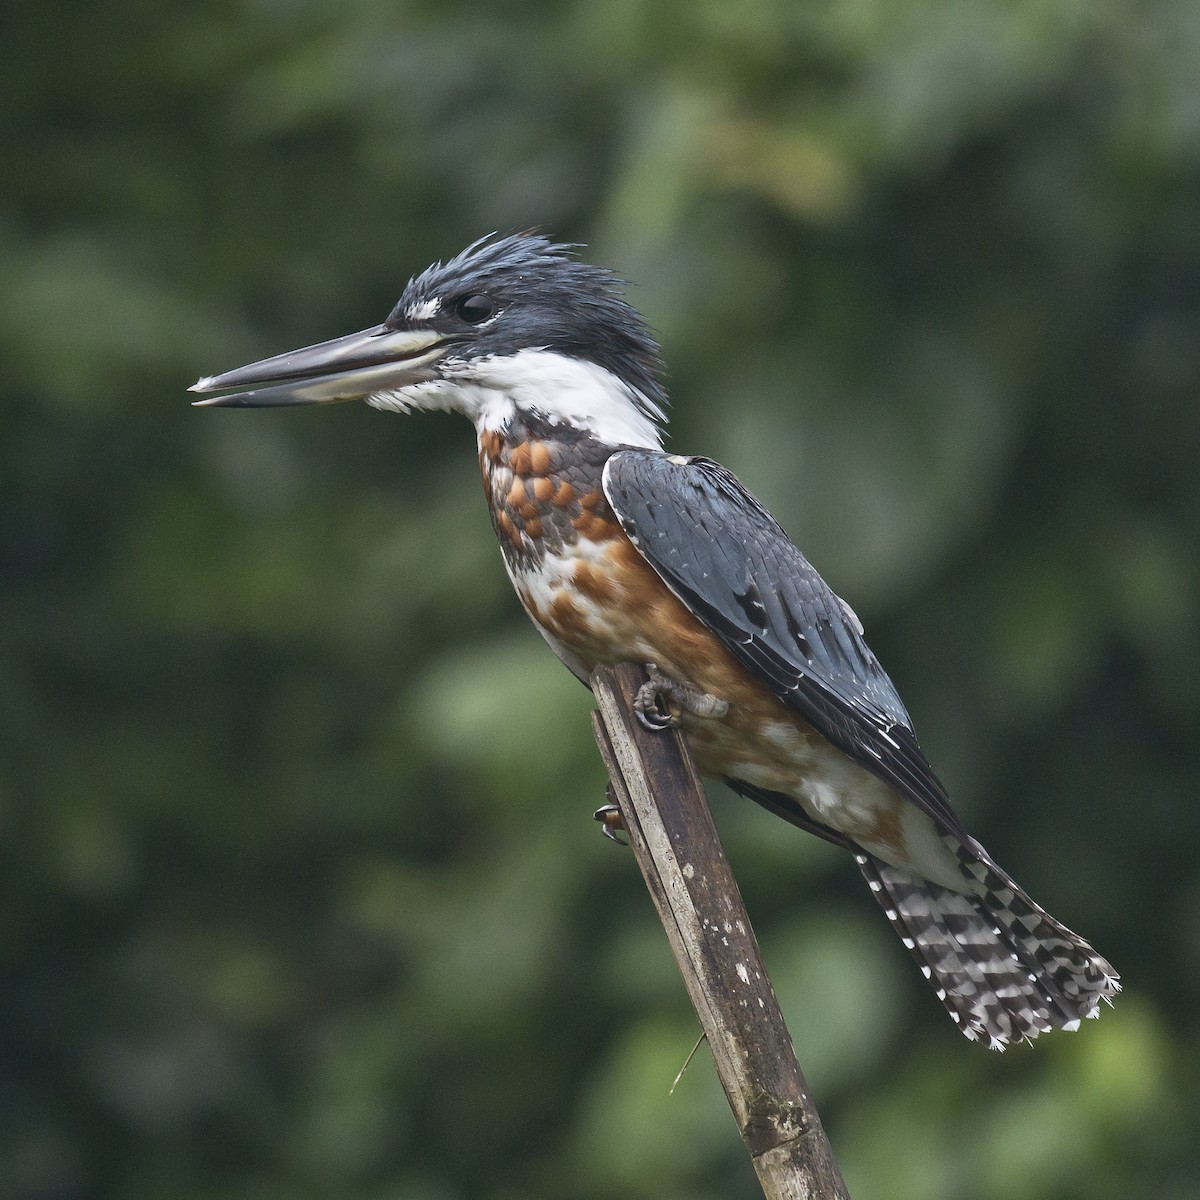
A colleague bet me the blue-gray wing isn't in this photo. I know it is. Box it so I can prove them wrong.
[602,450,966,838]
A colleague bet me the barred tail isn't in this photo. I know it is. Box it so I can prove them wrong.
[856,844,1120,1049]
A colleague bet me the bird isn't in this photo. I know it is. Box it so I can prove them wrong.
[191,231,1119,1049]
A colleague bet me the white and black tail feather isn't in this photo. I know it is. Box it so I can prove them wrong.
[855,842,1120,1049]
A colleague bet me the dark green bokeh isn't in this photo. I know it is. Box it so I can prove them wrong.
[3,2,1197,1197]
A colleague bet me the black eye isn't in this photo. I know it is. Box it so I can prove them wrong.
[455,294,495,324]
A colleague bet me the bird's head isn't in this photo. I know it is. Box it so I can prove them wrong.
[190,233,667,448]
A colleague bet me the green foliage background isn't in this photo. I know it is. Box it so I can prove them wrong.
[4,1,1198,1197]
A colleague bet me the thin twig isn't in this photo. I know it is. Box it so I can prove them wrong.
[591,662,851,1200]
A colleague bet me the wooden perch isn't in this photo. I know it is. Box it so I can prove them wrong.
[590,662,850,1200]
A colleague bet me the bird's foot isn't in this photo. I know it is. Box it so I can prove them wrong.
[634,664,729,731]
[594,788,628,845]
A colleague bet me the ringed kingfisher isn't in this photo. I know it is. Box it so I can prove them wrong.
[191,232,1118,1049]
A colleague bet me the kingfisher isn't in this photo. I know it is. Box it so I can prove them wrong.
[191,232,1118,1048]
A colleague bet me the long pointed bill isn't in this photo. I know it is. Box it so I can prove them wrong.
[189,325,456,407]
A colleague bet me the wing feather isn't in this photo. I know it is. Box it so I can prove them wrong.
[603,450,966,838]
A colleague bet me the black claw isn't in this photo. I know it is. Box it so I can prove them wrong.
[634,680,678,730]
[593,802,628,846]
[635,701,677,731]
[633,669,685,731]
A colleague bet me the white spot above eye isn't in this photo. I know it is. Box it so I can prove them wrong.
[407,298,441,321]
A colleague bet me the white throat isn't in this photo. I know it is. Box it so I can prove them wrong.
[366,348,664,449]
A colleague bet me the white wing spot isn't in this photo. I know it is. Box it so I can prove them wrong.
[835,593,865,635]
